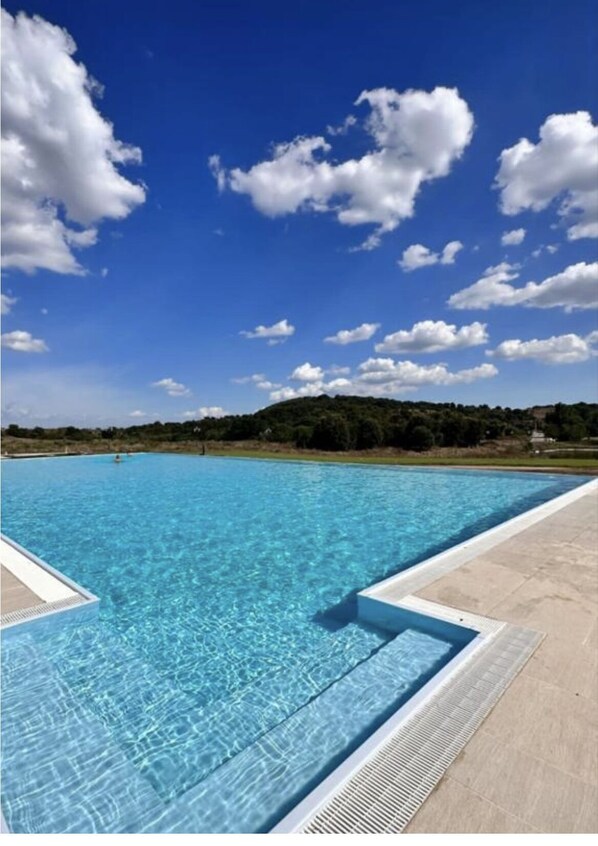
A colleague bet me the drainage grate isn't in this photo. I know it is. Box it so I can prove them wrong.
[1,594,84,628]
[300,623,542,833]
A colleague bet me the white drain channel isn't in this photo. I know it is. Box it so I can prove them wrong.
[278,621,541,833]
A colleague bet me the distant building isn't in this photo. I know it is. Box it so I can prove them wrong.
[530,428,555,445]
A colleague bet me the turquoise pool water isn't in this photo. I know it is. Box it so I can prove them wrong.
[1,455,589,832]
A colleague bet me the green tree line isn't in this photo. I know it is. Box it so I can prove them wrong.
[5,397,597,452]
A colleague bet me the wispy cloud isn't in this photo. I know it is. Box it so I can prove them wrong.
[1,293,17,315]
[399,240,463,271]
[501,228,526,246]
[240,318,295,345]
[324,322,380,345]
[2,365,146,426]
[151,377,191,397]
[1,330,48,353]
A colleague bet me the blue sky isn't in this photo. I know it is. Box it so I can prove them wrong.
[1,0,597,426]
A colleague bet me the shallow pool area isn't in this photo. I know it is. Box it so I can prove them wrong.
[0,455,590,832]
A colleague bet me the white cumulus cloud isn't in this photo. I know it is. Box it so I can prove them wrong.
[129,410,147,418]
[270,357,496,402]
[324,322,380,344]
[211,86,474,249]
[501,228,526,246]
[183,406,227,419]
[151,377,191,397]
[356,358,497,389]
[1,10,145,275]
[270,383,327,402]
[240,318,295,345]
[399,240,463,271]
[291,362,325,381]
[375,320,488,354]
[488,332,598,364]
[1,329,48,352]
[495,111,598,241]
[449,261,598,312]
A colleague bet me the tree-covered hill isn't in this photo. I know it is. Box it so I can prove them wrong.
[4,397,597,452]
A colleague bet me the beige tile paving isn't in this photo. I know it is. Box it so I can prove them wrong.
[585,619,598,651]
[480,674,598,784]
[407,487,598,834]
[490,574,595,641]
[536,556,598,600]
[1,564,44,614]
[406,775,535,833]
[524,636,598,702]
[418,558,527,615]
[481,546,545,576]
[444,729,597,833]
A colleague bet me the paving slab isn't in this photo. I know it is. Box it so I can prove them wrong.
[1,565,43,614]
[406,776,535,833]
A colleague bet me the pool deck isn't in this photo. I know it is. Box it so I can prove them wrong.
[404,486,598,833]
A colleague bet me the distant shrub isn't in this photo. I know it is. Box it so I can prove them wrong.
[355,417,384,449]
[310,414,351,451]
[295,425,313,448]
[406,425,434,452]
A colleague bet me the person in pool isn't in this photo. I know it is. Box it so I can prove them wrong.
[114,454,122,463]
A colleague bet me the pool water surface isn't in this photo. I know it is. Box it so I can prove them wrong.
[0,455,589,831]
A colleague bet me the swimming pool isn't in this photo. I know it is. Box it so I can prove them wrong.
[1,455,590,832]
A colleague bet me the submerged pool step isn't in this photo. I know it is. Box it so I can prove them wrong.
[3,620,390,816]
[2,625,456,834]
[139,628,454,833]
[1,635,166,834]
[8,620,386,799]
[124,621,390,801]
